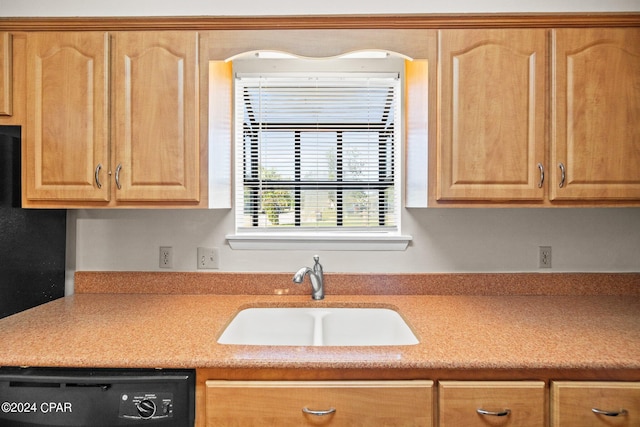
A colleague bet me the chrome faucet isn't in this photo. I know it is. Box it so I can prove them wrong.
[293,255,324,300]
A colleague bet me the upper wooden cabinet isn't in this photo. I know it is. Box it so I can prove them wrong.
[431,27,640,207]
[551,28,640,201]
[112,31,199,203]
[17,24,640,208]
[1,32,12,116]
[25,32,110,203]
[24,31,200,207]
[436,29,547,202]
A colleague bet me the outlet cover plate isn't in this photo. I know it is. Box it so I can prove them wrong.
[159,246,173,269]
[197,247,219,269]
[539,246,552,268]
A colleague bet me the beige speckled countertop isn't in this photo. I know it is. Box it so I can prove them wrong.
[0,271,639,380]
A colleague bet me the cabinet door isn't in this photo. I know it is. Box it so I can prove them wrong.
[551,381,640,426]
[1,32,11,116]
[551,28,640,200]
[25,32,110,202]
[112,31,199,202]
[438,381,546,427]
[205,380,433,427]
[437,29,546,201]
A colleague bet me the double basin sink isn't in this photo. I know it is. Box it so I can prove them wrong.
[217,307,419,346]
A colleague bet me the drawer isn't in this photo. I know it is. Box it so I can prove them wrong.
[205,380,433,427]
[551,381,640,426]
[438,381,546,427]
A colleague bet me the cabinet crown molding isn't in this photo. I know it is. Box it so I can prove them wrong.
[0,13,639,31]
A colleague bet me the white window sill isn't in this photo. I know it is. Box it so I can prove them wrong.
[226,233,412,251]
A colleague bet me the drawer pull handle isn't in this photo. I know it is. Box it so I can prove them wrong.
[477,408,511,417]
[115,163,122,190]
[537,162,544,188]
[558,162,566,188]
[95,163,103,189]
[592,408,628,417]
[302,407,336,416]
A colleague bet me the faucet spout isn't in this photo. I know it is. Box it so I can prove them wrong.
[292,255,325,300]
[293,267,313,284]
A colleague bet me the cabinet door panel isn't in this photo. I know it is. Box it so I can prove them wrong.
[25,32,110,202]
[1,32,11,116]
[205,380,433,427]
[551,381,640,426]
[438,381,546,427]
[437,29,546,201]
[112,31,199,202]
[551,28,640,200]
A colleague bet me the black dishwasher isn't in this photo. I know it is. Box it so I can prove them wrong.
[0,367,195,426]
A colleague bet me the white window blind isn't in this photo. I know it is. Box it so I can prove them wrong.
[234,73,401,234]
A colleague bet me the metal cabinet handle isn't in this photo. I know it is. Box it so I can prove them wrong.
[115,163,122,190]
[537,163,544,188]
[477,408,511,417]
[558,162,566,188]
[302,407,336,416]
[94,163,103,189]
[592,408,628,417]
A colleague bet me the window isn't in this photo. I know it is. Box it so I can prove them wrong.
[227,55,411,250]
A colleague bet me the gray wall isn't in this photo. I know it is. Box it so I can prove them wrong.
[70,207,640,274]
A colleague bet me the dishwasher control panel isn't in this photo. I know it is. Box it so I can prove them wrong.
[0,367,194,427]
[119,392,174,420]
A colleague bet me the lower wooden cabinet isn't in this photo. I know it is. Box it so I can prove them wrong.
[199,378,640,426]
[204,380,434,426]
[438,381,546,427]
[551,381,640,426]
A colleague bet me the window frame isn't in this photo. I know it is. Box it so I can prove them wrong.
[225,55,413,250]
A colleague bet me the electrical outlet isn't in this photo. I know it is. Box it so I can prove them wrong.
[539,246,552,268]
[159,246,173,268]
[197,247,219,269]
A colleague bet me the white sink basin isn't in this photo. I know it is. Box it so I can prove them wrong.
[217,307,419,346]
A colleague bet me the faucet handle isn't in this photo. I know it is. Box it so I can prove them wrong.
[312,255,323,276]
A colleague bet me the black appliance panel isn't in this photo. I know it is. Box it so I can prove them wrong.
[0,126,66,319]
[0,368,195,426]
